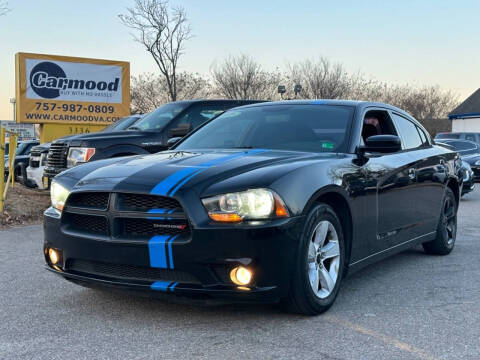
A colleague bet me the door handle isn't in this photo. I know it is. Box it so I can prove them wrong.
[408,168,416,180]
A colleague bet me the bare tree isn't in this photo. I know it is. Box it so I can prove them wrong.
[283,57,459,119]
[353,82,459,119]
[211,54,282,100]
[0,1,10,16]
[131,72,211,113]
[285,57,352,99]
[388,85,459,119]
[119,0,192,101]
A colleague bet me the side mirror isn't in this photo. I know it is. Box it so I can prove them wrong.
[359,135,402,154]
[167,137,182,148]
[169,123,191,138]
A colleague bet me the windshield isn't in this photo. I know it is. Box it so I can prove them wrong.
[176,104,354,153]
[130,102,189,131]
[15,142,29,155]
[101,116,141,132]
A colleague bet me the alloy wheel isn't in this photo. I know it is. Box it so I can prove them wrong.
[443,197,456,246]
[307,220,341,299]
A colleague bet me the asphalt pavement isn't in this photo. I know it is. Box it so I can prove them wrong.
[1,188,479,360]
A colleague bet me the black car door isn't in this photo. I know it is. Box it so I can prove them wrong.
[390,113,445,238]
[357,108,420,254]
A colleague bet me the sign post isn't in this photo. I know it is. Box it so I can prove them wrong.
[15,52,130,140]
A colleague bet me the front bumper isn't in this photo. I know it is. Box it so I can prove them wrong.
[462,169,475,195]
[44,165,67,179]
[26,165,47,189]
[472,166,480,182]
[44,207,304,304]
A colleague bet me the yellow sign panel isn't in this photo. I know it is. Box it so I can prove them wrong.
[39,123,107,143]
[15,52,130,125]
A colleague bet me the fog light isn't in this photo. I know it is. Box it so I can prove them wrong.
[230,266,252,286]
[48,248,61,265]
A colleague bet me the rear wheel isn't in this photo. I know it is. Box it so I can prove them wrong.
[283,204,345,315]
[423,187,457,255]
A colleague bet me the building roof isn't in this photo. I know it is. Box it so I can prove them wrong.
[449,88,480,119]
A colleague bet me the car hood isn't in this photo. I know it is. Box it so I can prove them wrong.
[462,154,480,165]
[31,143,51,153]
[55,130,153,146]
[4,154,30,162]
[57,149,342,196]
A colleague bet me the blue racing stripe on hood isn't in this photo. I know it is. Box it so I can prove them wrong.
[150,149,267,196]
[150,167,201,196]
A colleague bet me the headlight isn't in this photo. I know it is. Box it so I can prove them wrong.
[50,182,70,211]
[475,160,480,166]
[40,152,48,166]
[202,188,289,223]
[67,147,95,168]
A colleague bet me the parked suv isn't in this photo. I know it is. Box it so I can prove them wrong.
[435,132,480,144]
[4,140,39,182]
[25,143,51,189]
[32,115,144,189]
[44,100,261,181]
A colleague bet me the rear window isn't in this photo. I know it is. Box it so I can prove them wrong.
[465,134,478,142]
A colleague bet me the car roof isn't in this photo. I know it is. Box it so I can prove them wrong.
[233,99,414,119]
[172,99,265,105]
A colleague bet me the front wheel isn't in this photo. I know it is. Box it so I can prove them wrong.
[282,204,345,315]
[423,187,457,255]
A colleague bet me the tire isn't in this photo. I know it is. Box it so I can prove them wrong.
[423,187,457,255]
[282,203,345,315]
[14,165,23,183]
[19,163,37,188]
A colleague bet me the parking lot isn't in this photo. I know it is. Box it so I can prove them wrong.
[0,188,478,360]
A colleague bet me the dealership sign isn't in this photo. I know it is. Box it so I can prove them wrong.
[0,121,35,141]
[15,53,130,124]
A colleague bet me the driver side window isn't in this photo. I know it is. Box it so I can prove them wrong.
[360,110,398,145]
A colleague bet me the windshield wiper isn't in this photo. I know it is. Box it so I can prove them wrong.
[231,146,255,149]
[127,126,142,131]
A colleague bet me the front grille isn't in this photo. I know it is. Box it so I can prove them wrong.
[67,192,109,210]
[120,218,189,237]
[29,150,42,168]
[66,213,108,235]
[46,143,68,168]
[67,259,200,283]
[117,193,183,213]
[62,192,190,239]
[30,150,42,157]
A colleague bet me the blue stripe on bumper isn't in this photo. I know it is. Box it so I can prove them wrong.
[151,281,175,292]
[148,235,170,268]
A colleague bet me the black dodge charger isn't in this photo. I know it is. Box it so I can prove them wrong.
[44,100,461,315]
